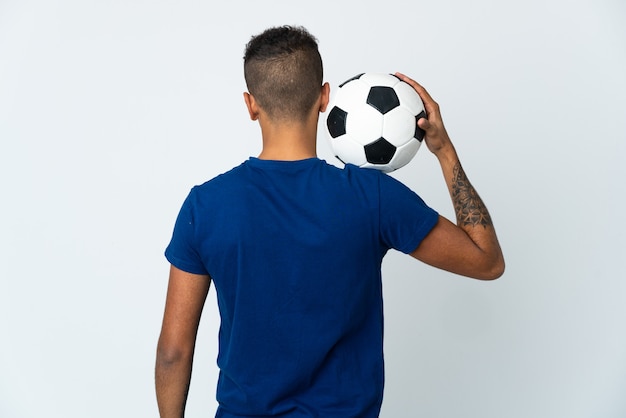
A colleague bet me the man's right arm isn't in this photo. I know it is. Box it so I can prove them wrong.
[396,73,505,280]
[156,265,211,417]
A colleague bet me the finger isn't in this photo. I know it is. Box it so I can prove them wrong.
[394,72,438,113]
[417,116,431,131]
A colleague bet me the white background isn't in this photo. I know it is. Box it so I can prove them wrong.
[1,0,625,417]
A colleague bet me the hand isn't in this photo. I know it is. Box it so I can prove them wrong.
[395,72,454,158]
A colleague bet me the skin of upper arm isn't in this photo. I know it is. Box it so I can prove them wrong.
[410,216,503,280]
[157,265,211,361]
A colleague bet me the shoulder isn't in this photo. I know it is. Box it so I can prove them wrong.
[341,163,414,194]
[187,162,251,199]
[196,161,248,189]
[172,162,249,217]
[332,162,385,185]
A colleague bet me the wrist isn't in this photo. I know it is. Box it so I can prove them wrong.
[434,143,458,167]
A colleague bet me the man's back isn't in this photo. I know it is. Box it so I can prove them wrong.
[165,157,438,417]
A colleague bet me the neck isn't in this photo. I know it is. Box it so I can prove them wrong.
[257,116,319,161]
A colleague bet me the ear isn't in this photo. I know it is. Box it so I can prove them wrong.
[243,92,260,121]
[319,82,330,113]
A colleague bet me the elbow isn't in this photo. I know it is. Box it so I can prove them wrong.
[156,347,183,369]
[479,257,505,281]
[156,339,193,370]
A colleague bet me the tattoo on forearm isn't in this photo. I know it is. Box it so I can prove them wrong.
[451,162,493,228]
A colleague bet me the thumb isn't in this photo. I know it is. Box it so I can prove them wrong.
[417,117,431,131]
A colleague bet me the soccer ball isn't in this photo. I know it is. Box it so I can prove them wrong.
[325,73,427,172]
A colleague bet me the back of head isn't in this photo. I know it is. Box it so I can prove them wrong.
[244,26,323,123]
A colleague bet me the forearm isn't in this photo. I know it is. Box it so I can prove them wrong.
[155,349,194,418]
[437,146,492,227]
[436,145,504,274]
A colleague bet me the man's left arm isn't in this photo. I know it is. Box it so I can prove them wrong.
[156,265,211,418]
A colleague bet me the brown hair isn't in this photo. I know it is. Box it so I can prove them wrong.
[244,26,323,122]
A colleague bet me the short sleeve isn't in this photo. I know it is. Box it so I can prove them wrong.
[164,188,209,275]
[378,174,439,254]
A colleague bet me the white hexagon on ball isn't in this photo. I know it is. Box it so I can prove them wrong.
[346,103,383,145]
[382,107,418,147]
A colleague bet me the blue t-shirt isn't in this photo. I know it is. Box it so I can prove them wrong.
[165,157,438,417]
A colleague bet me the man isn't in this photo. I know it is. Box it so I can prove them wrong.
[156,25,504,418]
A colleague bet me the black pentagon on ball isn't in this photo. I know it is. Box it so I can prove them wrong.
[364,138,396,164]
[339,73,365,88]
[326,106,347,138]
[367,86,400,114]
[415,110,427,142]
